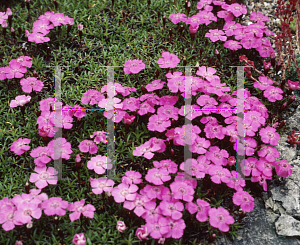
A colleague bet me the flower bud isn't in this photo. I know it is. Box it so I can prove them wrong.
[183,58,187,66]
[156,69,159,78]
[75,154,81,163]
[26,220,33,229]
[157,11,160,20]
[179,25,184,36]
[25,182,30,194]
[11,27,15,39]
[187,1,191,16]
[141,84,147,94]
[6,8,12,16]
[163,16,166,29]
[54,0,58,9]
[170,148,175,157]
[227,156,236,166]
[169,28,172,39]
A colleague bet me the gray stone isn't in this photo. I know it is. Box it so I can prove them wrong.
[275,215,300,236]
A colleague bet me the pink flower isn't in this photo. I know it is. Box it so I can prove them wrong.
[10,95,31,107]
[81,89,104,105]
[249,11,269,23]
[158,200,184,220]
[263,86,283,102]
[98,97,123,111]
[244,111,265,129]
[224,3,247,17]
[87,155,112,175]
[232,190,254,212]
[190,137,211,154]
[205,146,229,166]
[158,238,166,244]
[204,123,225,140]
[123,59,146,74]
[251,173,272,191]
[48,137,73,160]
[254,76,274,91]
[0,205,22,231]
[169,13,187,24]
[242,157,261,177]
[164,217,186,239]
[157,52,180,69]
[196,10,217,25]
[20,77,44,93]
[0,67,7,80]
[2,20,7,28]
[153,159,178,174]
[136,225,149,241]
[90,177,115,194]
[11,56,32,68]
[226,171,246,191]
[272,160,293,178]
[49,13,68,26]
[29,166,58,189]
[68,199,96,222]
[116,221,127,233]
[64,16,74,25]
[5,62,27,79]
[30,146,51,167]
[147,114,171,132]
[78,24,83,31]
[257,45,275,58]
[185,198,211,222]
[10,138,31,155]
[112,183,138,203]
[145,79,165,92]
[256,158,273,177]
[197,0,213,11]
[257,145,279,162]
[208,207,234,232]
[78,140,98,154]
[133,141,161,159]
[15,202,42,225]
[28,32,50,43]
[38,122,58,138]
[217,10,234,22]
[170,181,195,202]
[32,20,53,35]
[196,66,218,82]
[205,29,227,42]
[122,170,142,185]
[41,197,69,216]
[288,80,300,90]
[259,126,280,145]
[123,113,135,124]
[186,14,203,27]
[122,97,140,111]
[208,165,231,184]
[16,241,23,245]
[224,40,242,51]
[142,201,162,223]
[49,112,73,129]
[38,12,55,21]
[123,194,149,217]
[145,168,171,185]
[72,233,86,245]
[240,34,261,49]
[90,131,108,144]
[145,217,169,239]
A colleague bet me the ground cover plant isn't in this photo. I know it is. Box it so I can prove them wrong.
[0,0,299,244]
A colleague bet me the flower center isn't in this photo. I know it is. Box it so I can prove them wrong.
[197,206,203,212]
[51,202,59,208]
[98,183,106,189]
[12,68,19,73]
[154,173,162,178]
[154,224,160,230]
[24,209,32,216]
[267,132,274,138]
[77,206,84,212]
[156,120,163,125]
[178,187,186,194]
[216,171,224,177]
[217,214,224,221]
[7,213,14,221]
[234,6,240,10]
[121,189,129,196]
[131,63,137,67]
[96,161,104,167]
[39,172,50,180]
[243,197,249,202]
[214,153,221,159]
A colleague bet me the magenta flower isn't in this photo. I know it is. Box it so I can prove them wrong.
[224,40,242,51]
[263,86,283,102]
[205,29,227,42]
[133,141,161,159]
[208,207,234,232]
[272,160,293,178]
[142,201,162,222]
[49,113,73,129]
[147,114,171,132]
[143,185,164,200]
[41,197,69,216]
[136,225,149,241]
[72,233,86,245]
[15,202,42,225]
[197,10,217,25]
[123,59,146,74]
[87,155,112,175]
[242,157,261,177]
[164,217,186,239]
[249,11,269,23]
[38,122,58,138]
[28,32,50,43]
[116,220,127,233]
[205,146,229,166]
[149,137,166,153]
[254,76,274,91]
[170,181,194,202]
[48,137,73,160]
[232,191,254,212]
[244,111,265,129]
[186,14,203,27]
[259,126,280,145]
[20,77,44,93]
[90,131,108,144]
[10,138,31,155]
[68,199,96,222]
[257,145,279,162]
[11,56,32,68]
[157,52,180,69]
[145,79,165,92]
[0,67,7,80]
[251,173,272,191]
[122,170,142,185]
[256,158,273,177]
[189,24,200,34]
[29,166,58,189]
[288,80,300,90]
[98,97,123,111]
[30,146,51,167]
[208,165,231,184]
[217,10,234,22]
[32,20,53,35]
[257,45,275,58]
[111,183,138,203]
[49,13,68,26]
[78,140,98,154]
[72,104,86,121]
[121,97,140,111]
[226,171,246,192]
[123,112,135,124]
[145,168,171,185]
[38,11,55,21]
[78,24,84,31]
[145,217,169,239]
[159,95,178,106]
[190,137,210,155]
[137,101,155,116]
[186,198,210,222]
[0,205,22,231]
[224,3,247,17]
[197,0,213,10]
[123,194,149,217]
[90,177,115,195]
[196,66,218,82]
[153,160,178,174]
[5,62,27,79]
[81,89,104,105]
[169,13,187,24]
[158,200,184,220]
[0,12,8,25]
[204,123,225,140]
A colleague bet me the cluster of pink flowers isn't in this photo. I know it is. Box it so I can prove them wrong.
[0,188,95,232]
[26,12,74,43]
[0,8,10,28]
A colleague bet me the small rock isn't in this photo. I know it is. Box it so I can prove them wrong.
[275,215,300,236]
